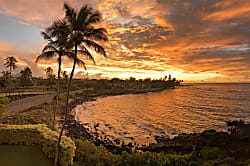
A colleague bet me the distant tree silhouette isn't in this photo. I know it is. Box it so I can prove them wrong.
[168,74,171,81]
[45,67,55,87]
[4,56,18,96]
[20,67,33,86]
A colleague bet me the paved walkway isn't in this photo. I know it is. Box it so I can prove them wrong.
[4,93,56,114]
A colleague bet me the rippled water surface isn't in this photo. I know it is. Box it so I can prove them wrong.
[75,83,250,144]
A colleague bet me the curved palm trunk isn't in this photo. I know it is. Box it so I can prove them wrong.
[52,56,62,129]
[54,44,77,166]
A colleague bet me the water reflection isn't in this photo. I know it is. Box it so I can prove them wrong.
[75,83,250,144]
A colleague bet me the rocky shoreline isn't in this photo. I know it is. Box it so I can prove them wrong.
[57,89,250,161]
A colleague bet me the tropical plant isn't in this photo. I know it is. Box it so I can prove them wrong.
[44,67,55,87]
[36,20,86,130]
[54,3,108,166]
[4,56,18,96]
[20,67,33,86]
[1,71,10,89]
[62,71,68,90]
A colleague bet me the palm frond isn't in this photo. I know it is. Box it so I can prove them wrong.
[64,3,77,29]
[85,28,108,41]
[41,31,52,41]
[42,44,58,52]
[77,5,92,29]
[85,11,101,26]
[65,51,87,70]
[35,51,57,63]
[83,40,107,57]
[78,46,96,65]
[75,58,87,70]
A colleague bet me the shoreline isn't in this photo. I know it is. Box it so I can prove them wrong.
[57,86,250,161]
[58,87,176,152]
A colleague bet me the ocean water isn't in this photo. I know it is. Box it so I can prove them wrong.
[75,83,250,144]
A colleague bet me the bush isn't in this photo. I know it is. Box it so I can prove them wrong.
[200,147,221,160]
[111,151,191,166]
[59,94,76,102]
[0,97,9,104]
[73,139,192,166]
[0,124,75,166]
[73,139,111,166]
[0,104,5,114]
[203,158,243,166]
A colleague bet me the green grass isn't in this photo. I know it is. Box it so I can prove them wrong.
[0,91,54,97]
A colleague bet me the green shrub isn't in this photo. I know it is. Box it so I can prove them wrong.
[0,124,75,166]
[59,94,76,102]
[73,139,192,166]
[0,97,9,104]
[203,158,242,166]
[200,147,221,160]
[0,104,5,114]
[73,139,111,166]
[111,151,191,166]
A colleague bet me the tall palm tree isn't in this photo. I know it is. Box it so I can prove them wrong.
[36,21,86,129]
[4,56,18,96]
[54,3,108,166]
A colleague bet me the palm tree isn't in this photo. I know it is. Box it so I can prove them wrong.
[62,71,68,90]
[54,3,108,166]
[20,67,32,86]
[20,67,32,80]
[36,21,86,130]
[44,67,54,87]
[4,56,18,96]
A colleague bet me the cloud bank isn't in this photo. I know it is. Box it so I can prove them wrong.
[0,0,249,82]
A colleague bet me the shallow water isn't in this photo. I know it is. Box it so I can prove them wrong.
[75,83,250,144]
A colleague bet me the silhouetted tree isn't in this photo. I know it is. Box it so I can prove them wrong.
[45,67,55,87]
[20,67,33,86]
[36,20,85,129]
[168,74,171,81]
[4,56,18,96]
[54,3,108,166]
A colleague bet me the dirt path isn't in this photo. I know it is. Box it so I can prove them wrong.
[4,93,55,114]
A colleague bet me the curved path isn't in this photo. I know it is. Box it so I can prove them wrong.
[4,93,55,115]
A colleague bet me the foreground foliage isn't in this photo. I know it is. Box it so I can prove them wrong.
[73,139,249,166]
[0,124,75,166]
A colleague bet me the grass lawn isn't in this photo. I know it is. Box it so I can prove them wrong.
[0,91,54,97]
[0,145,53,166]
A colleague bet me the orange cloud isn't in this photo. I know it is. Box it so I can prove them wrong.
[0,0,250,82]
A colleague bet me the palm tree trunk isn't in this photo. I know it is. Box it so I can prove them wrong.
[52,56,62,129]
[9,67,11,97]
[54,44,77,166]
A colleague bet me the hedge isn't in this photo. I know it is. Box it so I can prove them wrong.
[0,124,75,166]
[0,97,9,104]
[0,104,4,114]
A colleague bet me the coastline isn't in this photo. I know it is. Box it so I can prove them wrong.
[57,86,250,161]
[57,87,175,152]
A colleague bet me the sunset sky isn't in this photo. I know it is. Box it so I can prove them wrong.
[0,0,249,82]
